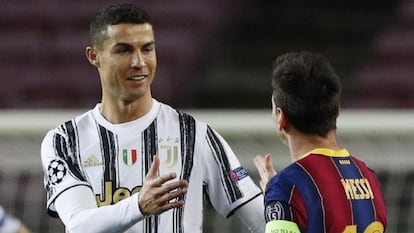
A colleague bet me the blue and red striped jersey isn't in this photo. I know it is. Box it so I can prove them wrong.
[265,148,387,233]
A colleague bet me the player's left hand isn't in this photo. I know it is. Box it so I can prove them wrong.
[253,153,277,193]
[138,155,188,215]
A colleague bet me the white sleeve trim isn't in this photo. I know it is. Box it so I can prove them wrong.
[55,185,144,233]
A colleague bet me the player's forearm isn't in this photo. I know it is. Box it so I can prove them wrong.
[66,197,143,233]
[234,194,265,233]
[55,186,144,233]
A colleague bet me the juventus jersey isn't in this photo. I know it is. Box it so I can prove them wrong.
[264,148,387,233]
[41,99,261,233]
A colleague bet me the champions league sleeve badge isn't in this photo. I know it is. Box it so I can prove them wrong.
[230,166,249,182]
[47,159,67,185]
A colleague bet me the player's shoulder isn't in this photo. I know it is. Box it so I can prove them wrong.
[157,100,207,127]
[268,163,308,186]
[43,108,94,138]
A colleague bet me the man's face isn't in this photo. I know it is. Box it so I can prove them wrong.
[95,23,157,103]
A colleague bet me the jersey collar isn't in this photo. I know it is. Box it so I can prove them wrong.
[305,148,350,158]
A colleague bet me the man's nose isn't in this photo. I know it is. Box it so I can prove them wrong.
[131,52,145,68]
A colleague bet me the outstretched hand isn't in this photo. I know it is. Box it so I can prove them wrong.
[253,153,277,193]
[138,155,188,215]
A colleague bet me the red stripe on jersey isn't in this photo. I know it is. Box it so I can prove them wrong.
[290,186,307,231]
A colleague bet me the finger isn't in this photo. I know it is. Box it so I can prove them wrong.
[153,172,178,187]
[157,199,185,214]
[158,187,188,203]
[264,153,277,176]
[146,155,160,180]
[253,154,265,173]
[155,180,188,197]
[163,179,188,191]
[254,154,268,178]
[265,153,273,170]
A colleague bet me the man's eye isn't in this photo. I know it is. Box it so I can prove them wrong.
[143,46,154,53]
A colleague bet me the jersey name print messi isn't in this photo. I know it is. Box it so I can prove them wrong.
[341,178,374,200]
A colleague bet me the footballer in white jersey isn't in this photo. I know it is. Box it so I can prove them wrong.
[41,99,262,233]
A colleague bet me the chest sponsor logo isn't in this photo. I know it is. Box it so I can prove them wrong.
[122,149,137,166]
[96,181,141,206]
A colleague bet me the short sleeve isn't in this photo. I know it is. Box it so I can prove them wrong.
[41,129,91,217]
[202,125,261,217]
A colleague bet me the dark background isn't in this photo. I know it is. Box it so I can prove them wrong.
[0,0,412,110]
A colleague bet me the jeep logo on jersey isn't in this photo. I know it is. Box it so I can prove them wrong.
[122,149,137,166]
[96,181,142,206]
[47,159,67,185]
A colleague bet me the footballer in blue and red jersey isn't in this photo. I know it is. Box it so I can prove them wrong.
[264,148,387,233]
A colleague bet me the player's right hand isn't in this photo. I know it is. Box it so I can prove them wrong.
[138,155,188,215]
[254,153,277,193]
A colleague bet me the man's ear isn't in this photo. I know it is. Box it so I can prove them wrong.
[85,46,100,67]
[277,108,288,130]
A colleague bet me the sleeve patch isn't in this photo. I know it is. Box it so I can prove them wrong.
[230,166,249,182]
[47,159,68,185]
[265,201,288,222]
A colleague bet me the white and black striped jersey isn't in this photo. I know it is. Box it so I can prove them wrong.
[41,99,262,233]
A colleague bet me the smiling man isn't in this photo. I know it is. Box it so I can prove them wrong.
[40,3,265,233]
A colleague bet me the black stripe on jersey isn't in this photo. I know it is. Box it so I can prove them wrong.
[142,120,158,233]
[178,111,196,181]
[174,111,196,233]
[143,120,158,174]
[98,125,118,192]
[206,126,243,203]
[53,121,85,181]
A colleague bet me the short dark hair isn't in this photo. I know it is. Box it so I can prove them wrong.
[271,51,341,137]
[89,3,151,49]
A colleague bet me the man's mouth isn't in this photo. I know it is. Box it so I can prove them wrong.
[127,75,146,81]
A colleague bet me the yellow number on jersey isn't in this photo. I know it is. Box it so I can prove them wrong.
[343,221,384,233]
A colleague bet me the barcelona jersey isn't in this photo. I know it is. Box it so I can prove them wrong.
[265,148,387,233]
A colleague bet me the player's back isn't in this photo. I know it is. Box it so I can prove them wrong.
[265,148,387,233]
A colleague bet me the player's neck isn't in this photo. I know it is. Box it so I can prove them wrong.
[100,94,153,124]
[288,130,340,161]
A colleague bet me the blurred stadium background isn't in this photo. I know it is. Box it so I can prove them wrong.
[1,0,414,232]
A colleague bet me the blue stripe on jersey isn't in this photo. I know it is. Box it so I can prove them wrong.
[332,157,375,232]
[266,163,325,232]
